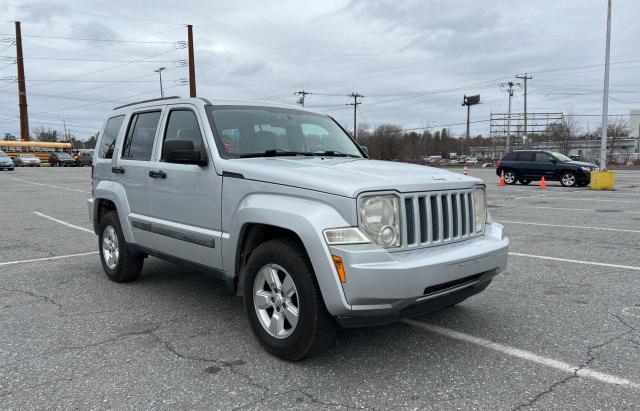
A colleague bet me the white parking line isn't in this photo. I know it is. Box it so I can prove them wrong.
[509,252,640,271]
[0,251,98,267]
[11,177,90,194]
[500,206,640,214]
[404,319,640,390]
[501,220,640,234]
[546,197,638,203]
[33,212,94,234]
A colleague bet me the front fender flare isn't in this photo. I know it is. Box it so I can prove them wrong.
[224,194,353,316]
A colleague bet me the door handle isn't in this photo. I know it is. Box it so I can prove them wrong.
[111,166,125,174]
[149,170,167,179]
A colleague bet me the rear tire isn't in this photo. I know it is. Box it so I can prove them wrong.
[560,171,577,187]
[98,211,144,283]
[243,238,336,361]
[504,170,517,185]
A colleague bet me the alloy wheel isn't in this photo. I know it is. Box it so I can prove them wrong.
[253,263,299,339]
[102,225,120,270]
[562,173,576,186]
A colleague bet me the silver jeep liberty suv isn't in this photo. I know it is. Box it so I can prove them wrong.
[89,97,509,360]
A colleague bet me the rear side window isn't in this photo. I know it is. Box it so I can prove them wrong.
[501,152,515,161]
[517,152,534,161]
[161,109,204,160]
[122,111,161,160]
[98,115,125,159]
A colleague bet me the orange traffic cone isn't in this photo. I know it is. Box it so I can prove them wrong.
[499,170,505,186]
[463,165,469,175]
[540,176,547,189]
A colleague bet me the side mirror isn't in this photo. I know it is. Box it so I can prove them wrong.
[163,140,208,166]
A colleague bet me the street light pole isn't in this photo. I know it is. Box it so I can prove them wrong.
[599,0,612,170]
[154,67,166,98]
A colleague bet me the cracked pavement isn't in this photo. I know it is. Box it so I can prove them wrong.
[1,167,639,410]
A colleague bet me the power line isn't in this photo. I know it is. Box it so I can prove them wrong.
[28,48,182,89]
[0,56,179,63]
[16,34,177,44]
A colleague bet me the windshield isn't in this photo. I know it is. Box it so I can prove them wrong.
[550,152,572,162]
[58,153,72,159]
[206,106,364,159]
[22,154,36,158]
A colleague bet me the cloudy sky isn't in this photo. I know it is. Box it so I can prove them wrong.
[0,0,639,139]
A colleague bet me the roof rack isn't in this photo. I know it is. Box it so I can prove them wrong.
[112,96,181,111]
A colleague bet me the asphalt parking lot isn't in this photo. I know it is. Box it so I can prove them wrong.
[1,166,639,410]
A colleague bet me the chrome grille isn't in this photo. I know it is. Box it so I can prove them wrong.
[401,189,480,249]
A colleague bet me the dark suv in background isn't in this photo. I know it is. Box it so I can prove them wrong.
[49,152,76,167]
[496,150,597,187]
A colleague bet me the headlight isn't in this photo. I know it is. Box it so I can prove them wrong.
[473,187,487,232]
[359,195,401,248]
[323,227,370,245]
[580,166,591,172]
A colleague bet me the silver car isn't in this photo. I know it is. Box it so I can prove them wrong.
[88,97,509,360]
[0,150,14,170]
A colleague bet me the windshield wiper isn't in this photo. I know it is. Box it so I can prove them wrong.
[238,149,317,158]
[316,150,361,158]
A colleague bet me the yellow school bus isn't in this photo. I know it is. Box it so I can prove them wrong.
[0,141,73,164]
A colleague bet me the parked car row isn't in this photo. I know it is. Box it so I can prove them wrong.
[0,149,95,168]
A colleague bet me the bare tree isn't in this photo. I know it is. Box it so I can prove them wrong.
[595,116,629,163]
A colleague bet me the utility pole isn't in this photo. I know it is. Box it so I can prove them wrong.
[516,73,532,138]
[294,90,311,107]
[599,0,612,170]
[187,25,196,97]
[15,21,29,141]
[347,92,364,141]
[63,119,68,141]
[501,82,519,152]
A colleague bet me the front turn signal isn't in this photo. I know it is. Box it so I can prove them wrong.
[332,255,346,284]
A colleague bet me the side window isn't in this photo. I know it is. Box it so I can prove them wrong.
[161,109,205,160]
[502,152,515,161]
[518,152,534,162]
[122,111,161,160]
[535,152,551,163]
[98,115,125,159]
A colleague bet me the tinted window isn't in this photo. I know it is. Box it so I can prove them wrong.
[161,110,204,160]
[517,152,534,161]
[501,152,515,161]
[122,111,161,160]
[98,115,125,159]
[535,152,551,163]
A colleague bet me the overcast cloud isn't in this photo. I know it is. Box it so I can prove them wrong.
[0,0,639,139]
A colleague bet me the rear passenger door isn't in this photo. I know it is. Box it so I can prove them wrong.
[148,105,223,269]
[515,152,535,179]
[532,152,555,180]
[114,109,163,248]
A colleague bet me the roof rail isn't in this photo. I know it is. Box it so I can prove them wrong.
[112,96,181,111]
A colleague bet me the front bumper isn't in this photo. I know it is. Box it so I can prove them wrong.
[328,223,508,326]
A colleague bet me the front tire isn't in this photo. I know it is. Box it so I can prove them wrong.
[98,211,144,283]
[243,238,336,361]
[560,171,577,187]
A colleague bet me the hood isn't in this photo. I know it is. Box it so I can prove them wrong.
[223,157,481,197]
[567,160,597,168]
